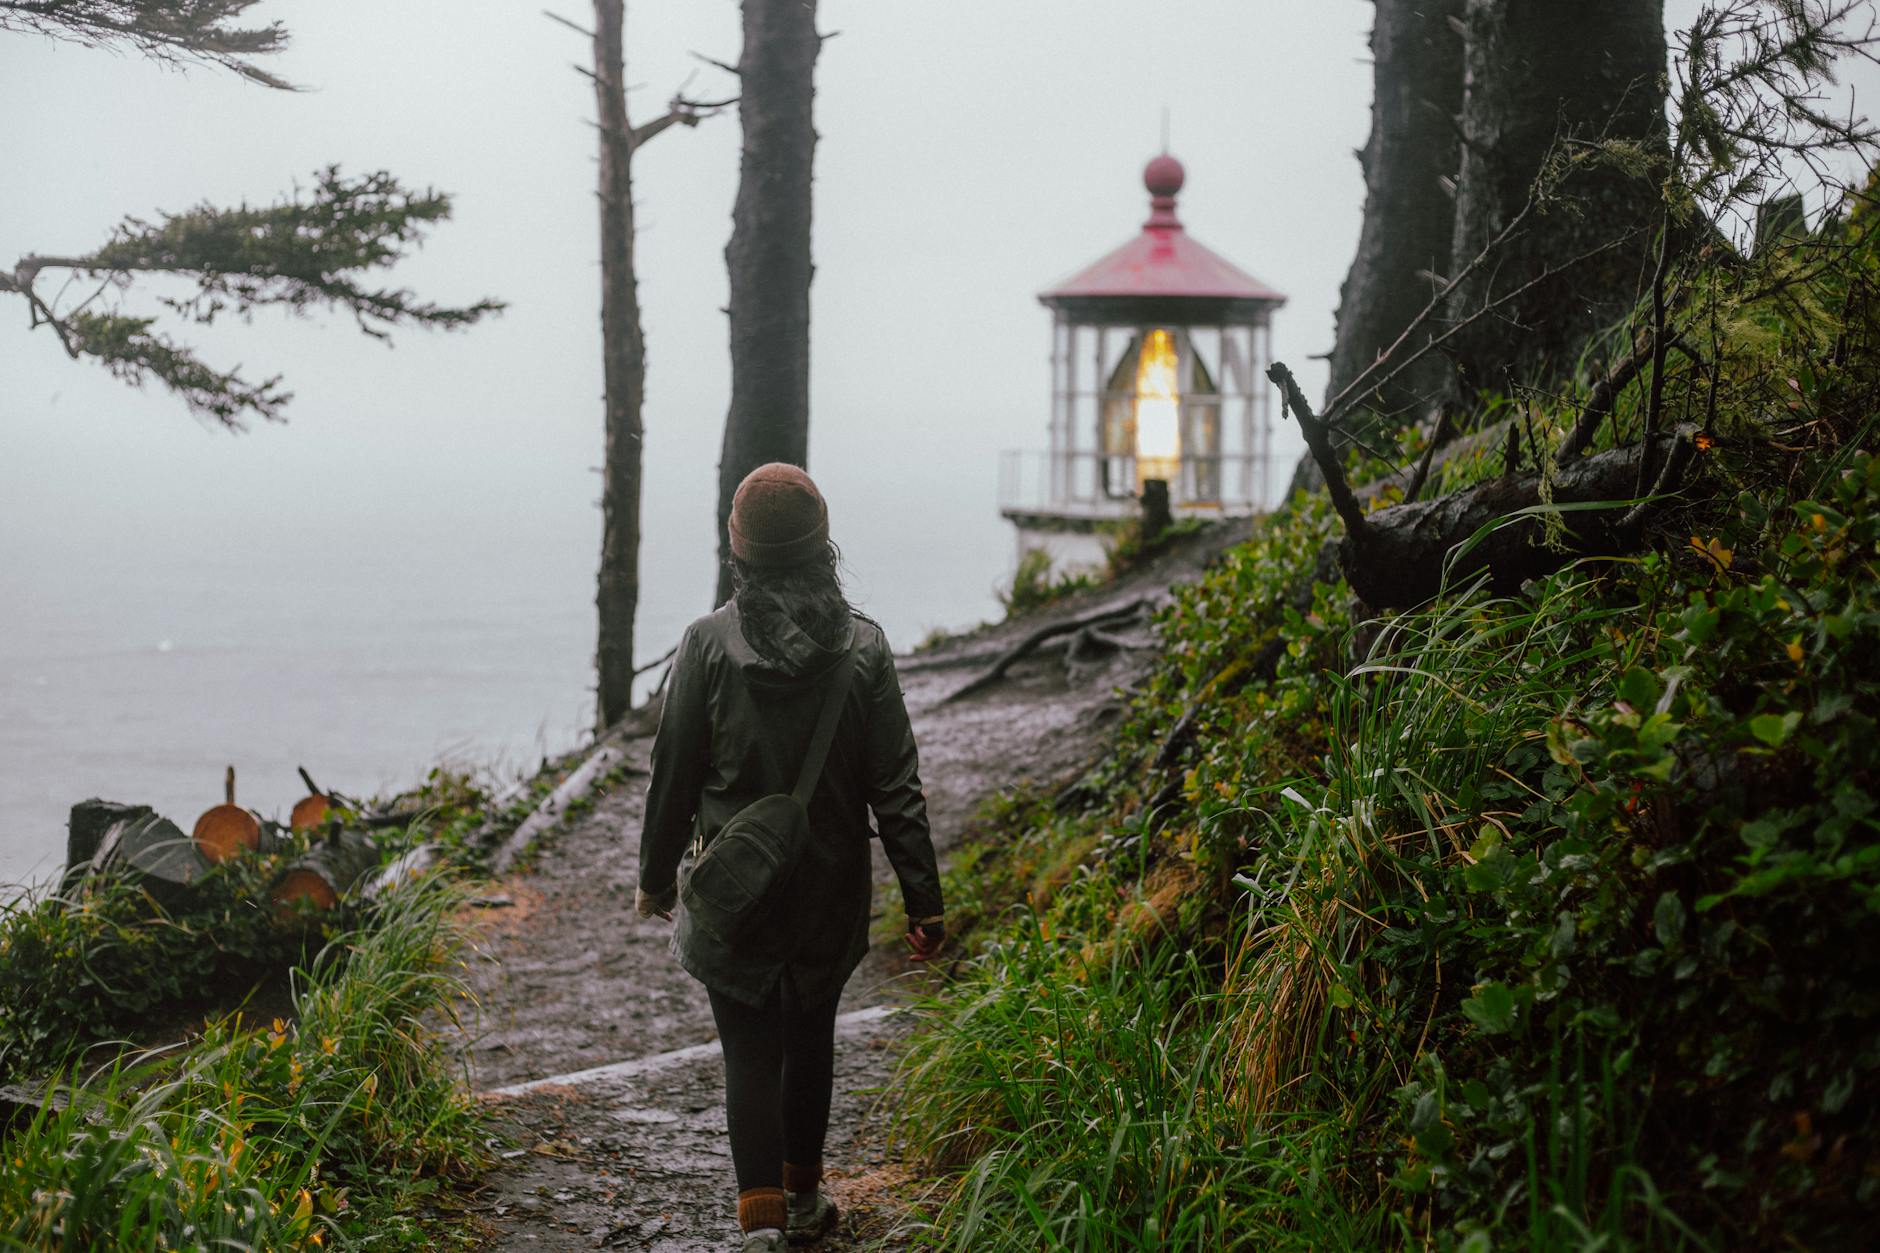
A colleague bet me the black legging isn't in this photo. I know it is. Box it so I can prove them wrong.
[708,980,842,1191]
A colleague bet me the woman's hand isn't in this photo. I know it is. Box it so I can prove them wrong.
[636,884,677,921]
[905,917,946,962]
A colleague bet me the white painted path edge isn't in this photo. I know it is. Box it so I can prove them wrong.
[484,1004,902,1098]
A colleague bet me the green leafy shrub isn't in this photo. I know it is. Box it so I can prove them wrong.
[999,547,1099,618]
[0,841,347,1080]
[0,872,481,1250]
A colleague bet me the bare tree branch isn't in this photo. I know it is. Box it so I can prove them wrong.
[1269,361,1371,540]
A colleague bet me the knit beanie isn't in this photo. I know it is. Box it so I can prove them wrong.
[729,462,830,568]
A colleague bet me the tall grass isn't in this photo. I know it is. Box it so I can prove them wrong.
[894,890,1377,1251]
[0,871,481,1250]
[1226,570,1633,1108]
[1221,569,1710,1245]
[897,564,1708,1248]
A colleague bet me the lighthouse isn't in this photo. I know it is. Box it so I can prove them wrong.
[1000,152,1285,568]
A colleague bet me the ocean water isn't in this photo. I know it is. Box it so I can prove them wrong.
[0,497,1010,892]
[1,547,582,890]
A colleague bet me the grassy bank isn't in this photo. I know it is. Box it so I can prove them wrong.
[0,764,567,1249]
[893,204,1880,1249]
[0,873,482,1249]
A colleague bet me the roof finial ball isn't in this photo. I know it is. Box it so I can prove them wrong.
[1143,152,1185,227]
[1144,152,1185,197]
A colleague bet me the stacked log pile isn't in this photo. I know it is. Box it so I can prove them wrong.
[63,765,400,917]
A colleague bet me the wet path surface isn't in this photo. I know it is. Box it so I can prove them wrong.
[471,1008,912,1250]
[456,526,1242,1249]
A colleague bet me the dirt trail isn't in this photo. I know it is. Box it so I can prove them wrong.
[457,525,1241,1250]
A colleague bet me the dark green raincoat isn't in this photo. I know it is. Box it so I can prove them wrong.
[637,602,941,1007]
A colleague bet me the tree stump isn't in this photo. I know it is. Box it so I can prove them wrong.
[270,829,381,912]
[67,800,212,912]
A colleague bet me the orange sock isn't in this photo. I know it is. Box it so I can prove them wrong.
[782,1160,822,1195]
[737,1186,787,1232]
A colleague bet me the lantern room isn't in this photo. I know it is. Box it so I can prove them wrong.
[1000,152,1285,565]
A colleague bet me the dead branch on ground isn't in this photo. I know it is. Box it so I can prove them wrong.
[942,599,1147,704]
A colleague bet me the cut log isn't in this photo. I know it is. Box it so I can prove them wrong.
[192,806,262,862]
[192,766,261,863]
[65,798,144,881]
[1341,430,1693,608]
[292,765,364,831]
[270,829,381,912]
[68,801,212,912]
[289,793,332,832]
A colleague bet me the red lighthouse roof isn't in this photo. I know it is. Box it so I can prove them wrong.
[1039,154,1285,312]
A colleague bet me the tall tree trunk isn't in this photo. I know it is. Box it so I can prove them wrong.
[1297,0,1466,494]
[713,0,820,608]
[594,0,644,730]
[1325,0,1466,421]
[1444,0,1666,401]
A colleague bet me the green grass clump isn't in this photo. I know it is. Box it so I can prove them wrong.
[896,897,1371,1250]
[1000,548,1101,619]
[0,871,482,1250]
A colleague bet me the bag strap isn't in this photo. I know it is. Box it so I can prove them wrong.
[790,643,855,807]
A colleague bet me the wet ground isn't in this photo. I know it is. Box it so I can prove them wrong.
[455,524,1243,1250]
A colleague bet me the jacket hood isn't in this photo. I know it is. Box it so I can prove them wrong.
[718,601,855,690]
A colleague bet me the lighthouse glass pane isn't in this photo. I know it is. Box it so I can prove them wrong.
[1189,328,1221,397]
[1135,328,1181,488]
[1182,398,1222,504]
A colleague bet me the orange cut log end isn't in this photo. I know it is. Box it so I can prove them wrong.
[192,804,260,863]
[272,868,339,912]
[290,794,331,832]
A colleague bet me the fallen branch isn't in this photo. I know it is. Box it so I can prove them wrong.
[941,599,1147,704]
[489,739,631,876]
[1400,406,1451,505]
[1557,334,1663,462]
[1340,430,1695,608]
[1152,654,1256,772]
[1076,626,1159,654]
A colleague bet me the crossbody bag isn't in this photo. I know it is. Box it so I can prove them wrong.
[679,645,855,945]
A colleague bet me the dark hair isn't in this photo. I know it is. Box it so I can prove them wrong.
[732,540,854,666]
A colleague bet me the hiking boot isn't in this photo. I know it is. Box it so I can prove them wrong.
[785,1190,838,1244]
[739,1228,787,1252]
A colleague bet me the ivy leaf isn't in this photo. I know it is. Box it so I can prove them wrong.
[1748,711,1801,748]
[1653,891,1687,946]
[1462,981,1518,1033]
[1681,602,1721,644]
[1618,667,1659,712]
[1545,720,1579,766]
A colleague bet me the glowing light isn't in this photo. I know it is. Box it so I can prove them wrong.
[1134,328,1181,486]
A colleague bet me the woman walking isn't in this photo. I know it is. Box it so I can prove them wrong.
[635,463,945,1250]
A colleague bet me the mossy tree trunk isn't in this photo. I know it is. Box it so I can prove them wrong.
[1443,0,1667,402]
[713,0,820,608]
[1320,0,1465,436]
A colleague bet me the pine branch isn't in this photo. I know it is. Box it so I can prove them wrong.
[0,0,295,88]
[68,311,290,426]
[6,168,503,427]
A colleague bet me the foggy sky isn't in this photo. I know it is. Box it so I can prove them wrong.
[4,1,1871,687]
[1,0,1382,657]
